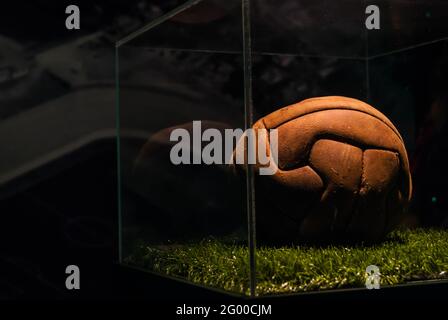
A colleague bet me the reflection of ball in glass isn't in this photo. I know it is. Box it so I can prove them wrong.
[241,96,412,243]
[133,121,243,240]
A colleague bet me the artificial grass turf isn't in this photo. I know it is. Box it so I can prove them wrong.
[125,229,448,295]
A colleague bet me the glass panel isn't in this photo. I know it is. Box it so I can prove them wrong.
[367,0,448,57]
[117,0,448,298]
[366,3,448,291]
[250,0,448,296]
[251,0,368,58]
[117,0,252,295]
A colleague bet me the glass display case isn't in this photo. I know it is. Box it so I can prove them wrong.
[116,0,448,296]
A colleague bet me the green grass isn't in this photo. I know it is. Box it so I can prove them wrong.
[125,229,448,295]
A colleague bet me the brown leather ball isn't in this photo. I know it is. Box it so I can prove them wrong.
[242,96,412,244]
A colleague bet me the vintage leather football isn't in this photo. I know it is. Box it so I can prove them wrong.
[241,96,412,243]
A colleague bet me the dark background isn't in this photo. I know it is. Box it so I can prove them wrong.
[0,0,447,307]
